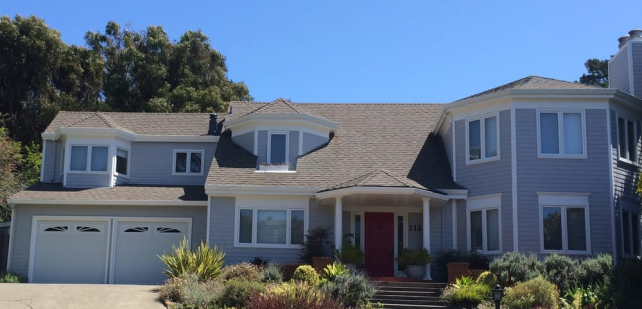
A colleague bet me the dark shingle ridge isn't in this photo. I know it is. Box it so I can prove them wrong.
[325,169,428,191]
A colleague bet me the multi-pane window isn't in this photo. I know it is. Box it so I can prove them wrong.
[173,150,203,175]
[467,115,499,163]
[538,111,585,157]
[542,205,588,253]
[237,208,305,246]
[623,211,641,257]
[268,132,288,165]
[469,208,500,253]
[618,117,637,163]
[116,148,129,176]
[69,145,108,172]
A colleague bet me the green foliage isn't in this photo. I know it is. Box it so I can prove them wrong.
[301,227,332,263]
[434,250,490,279]
[579,59,609,88]
[260,264,283,283]
[396,248,432,269]
[561,284,598,309]
[502,276,559,309]
[292,265,320,285]
[335,235,365,265]
[578,254,612,286]
[0,273,26,283]
[489,252,544,287]
[159,273,224,307]
[441,283,491,308]
[543,253,580,292]
[322,272,377,307]
[0,128,28,221]
[247,281,343,309]
[222,262,261,282]
[604,258,642,309]
[476,271,497,288]
[454,276,475,289]
[21,142,41,186]
[158,238,225,281]
[219,278,267,308]
[324,262,349,281]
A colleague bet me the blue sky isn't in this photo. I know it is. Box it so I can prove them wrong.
[4,0,640,103]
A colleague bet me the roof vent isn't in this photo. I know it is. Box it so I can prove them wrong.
[618,35,631,48]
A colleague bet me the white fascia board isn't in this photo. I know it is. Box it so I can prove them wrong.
[315,187,449,201]
[206,185,321,197]
[6,199,207,206]
[610,91,642,112]
[437,189,469,196]
[54,127,218,143]
[41,132,59,140]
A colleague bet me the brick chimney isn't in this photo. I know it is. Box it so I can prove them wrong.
[609,29,642,98]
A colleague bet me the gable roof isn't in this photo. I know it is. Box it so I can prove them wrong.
[323,169,429,191]
[458,75,600,101]
[209,102,461,191]
[241,98,311,116]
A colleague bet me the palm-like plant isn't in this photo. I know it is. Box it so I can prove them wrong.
[158,237,225,281]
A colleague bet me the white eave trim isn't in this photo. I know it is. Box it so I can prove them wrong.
[206,185,322,196]
[42,127,219,143]
[315,186,449,201]
[6,199,208,206]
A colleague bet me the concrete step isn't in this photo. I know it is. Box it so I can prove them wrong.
[377,285,444,293]
[372,297,445,306]
[377,303,447,309]
[376,290,442,298]
[375,281,447,288]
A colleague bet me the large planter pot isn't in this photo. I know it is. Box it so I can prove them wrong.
[405,264,426,280]
[469,269,486,280]
[312,257,333,273]
[447,262,470,284]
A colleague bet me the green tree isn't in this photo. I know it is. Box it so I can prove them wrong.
[579,58,609,88]
[0,128,40,221]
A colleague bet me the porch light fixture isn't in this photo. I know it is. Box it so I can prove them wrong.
[491,284,504,309]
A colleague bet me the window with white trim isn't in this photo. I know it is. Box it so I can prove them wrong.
[466,114,499,163]
[538,110,585,157]
[469,208,500,253]
[623,210,640,257]
[115,148,129,176]
[618,117,637,163]
[237,208,305,247]
[267,132,288,165]
[69,145,109,172]
[173,150,204,175]
[541,205,588,253]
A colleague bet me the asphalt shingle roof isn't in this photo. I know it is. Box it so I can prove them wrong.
[324,169,429,191]
[11,183,207,202]
[458,75,600,101]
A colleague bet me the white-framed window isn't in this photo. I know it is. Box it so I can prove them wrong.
[115,147,130,177]
[68,145,109,173]
[537,110,586,158]
[618,117,637,164]
[538,193,591,254]
[622,210,641,257]
[466,194,502,254]
[466,114,499,164]
[267,131,289,165]
[173,150,204,175]
[235,207,306,248]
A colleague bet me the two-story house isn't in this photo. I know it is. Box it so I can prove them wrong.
[5,30,642,284]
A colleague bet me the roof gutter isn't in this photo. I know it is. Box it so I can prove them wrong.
[6,199,208,206]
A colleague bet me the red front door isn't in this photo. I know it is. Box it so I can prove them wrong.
[364,212,395,277]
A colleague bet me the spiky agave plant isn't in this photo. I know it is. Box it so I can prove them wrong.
[158,237,225,281]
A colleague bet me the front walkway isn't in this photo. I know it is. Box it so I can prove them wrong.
[0,284,164,309]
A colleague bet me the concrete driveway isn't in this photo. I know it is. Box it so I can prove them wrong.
[0,283,165,309]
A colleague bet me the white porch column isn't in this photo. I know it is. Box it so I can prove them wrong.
[422,197,432,280]
[335,197,343,252]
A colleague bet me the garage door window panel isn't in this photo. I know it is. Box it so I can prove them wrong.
[124,227,149,233]
[77,226,101,232]
[157,227,181,233]
[44,226,69,232]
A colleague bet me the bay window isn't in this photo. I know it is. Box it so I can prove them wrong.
[538,110,585,157]
[236,207,306,247]
[618,117,637,163]
[466,114,499,163]
[69,145,109,172]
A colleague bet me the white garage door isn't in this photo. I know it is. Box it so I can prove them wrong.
[111,220,190,284]
[30,217,191,284]
[31,219,110,283]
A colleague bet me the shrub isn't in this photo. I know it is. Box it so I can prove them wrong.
[543,253,580,292]
[292,265,320,285]
[561,284,598,309]
[322,272,377,307]
[222,262,261,281]
[324,262,349,281]
[607,258,642,309]
[335,234,365,266]
[454,276,475,288]
[468,250,490,269]
[249,256,271,267]
[0,273,26,283]
[476,271,497,288]
[160,276,186,303]
[396,248,432,269]
[578,254,612,286]
[158,238,225,281]
[441,283,490,308]
[489,252,543,286]
[502,276,559,309]
[260,264,283,283]
[159,273,224,306]
[219,278,267,308]
[301,227,332,264]
[247,281,343,309]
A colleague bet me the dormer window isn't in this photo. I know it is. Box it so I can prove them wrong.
[69,145,109,172]
[268,132,288,165]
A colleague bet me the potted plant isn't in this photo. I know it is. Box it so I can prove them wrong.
[397,248,432,280]
[301,227,333,272]
[335,234,364,272]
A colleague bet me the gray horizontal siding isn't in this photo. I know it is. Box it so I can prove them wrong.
[609,44,631,94]
[232,132,254,154]
[430,207,443,252]
[8,204,207,278]
[65,173,111,188]
[442,123,453,169]
[632,42,642,98]
[455,110,513,251]
[457,200,467,251]
[289,131,299,169]
[302,132,328,156]
[129,142,216,185]
[41,140,55,183]
[442,200,455,251]
[516,109,612,255]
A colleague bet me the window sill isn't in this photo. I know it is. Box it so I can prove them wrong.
[618,157,639,166]
[171,172,204,176]
[254,170,296,174]
[258,165,291,172]
[234,243,303,249]
[537,154,587,160]
[466,156,500,166]
[66,170,109,175]
[541,249,591,255]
